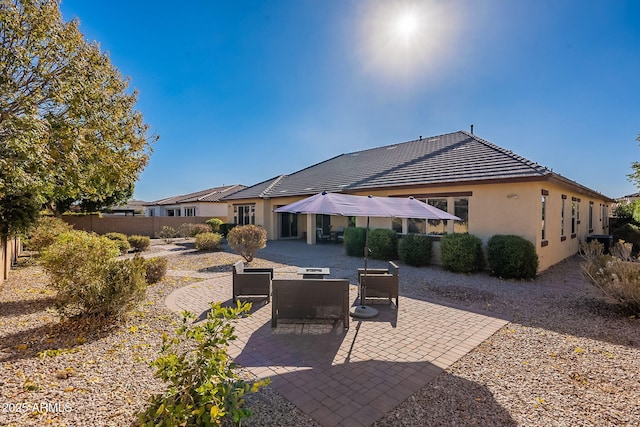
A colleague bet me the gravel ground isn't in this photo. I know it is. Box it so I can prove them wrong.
[1,244,638,426]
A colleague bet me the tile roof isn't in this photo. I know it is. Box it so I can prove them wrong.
[225,130,612,201]
[146,184,246,206]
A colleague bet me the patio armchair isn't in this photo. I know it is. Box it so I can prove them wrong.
[316,227,331,243]
[232,261,273,303]
[357,261,399,307]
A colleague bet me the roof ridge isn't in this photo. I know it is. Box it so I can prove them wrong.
[345,130,465,156]
[260,175,288,198]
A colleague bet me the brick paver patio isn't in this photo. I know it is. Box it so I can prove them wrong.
[165,269,509,426]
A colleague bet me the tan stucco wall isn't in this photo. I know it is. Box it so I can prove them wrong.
[226,180,611,271]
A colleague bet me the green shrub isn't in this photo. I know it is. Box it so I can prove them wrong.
[27,216,73,252]
[138,303,270,426]
[206,217,224,232]
[227,225,266,262]
[195,232,223,251]
[128,235,151,252]
[398,235,433,266]
[155,226,178,243]
[367,228,398,260]
[344,227,367,257]
[487,234,538,279]
[581,241,640,315]
[613,223,640,255]
[41,231,146,318]
[145,257,168,284]
[177,223,210,238]
[440,233,483,273]
[104,232,131,254]
[219,223,236,237]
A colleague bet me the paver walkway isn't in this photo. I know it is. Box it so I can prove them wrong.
[165,270,509,426]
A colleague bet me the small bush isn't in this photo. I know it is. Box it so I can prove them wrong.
[155,226,178,243]
[440,233,483,273]
[219,223,236,237]
[138,303,270,426]
[41,231,146,318]
[367,228,398,260]
[206,217,224,232]
[487,234,538,279]
[177,223,210,238]
[104,232,131,254]
[195,232,223,251]
[613,223,640,255]
[398,235,433,266]
[581,240,640,315]
[128,235,151,252]
[344,227,367,257]
[145,257,168,284]
[27,216,73,252]
[227,225,267,262]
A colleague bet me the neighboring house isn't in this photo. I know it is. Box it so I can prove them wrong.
[145,185,246,218]
[102,199,147,216]
[223,130,613,271]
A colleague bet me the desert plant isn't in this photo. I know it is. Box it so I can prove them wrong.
[41,231,147,318]
[195,232,223,251]
[367,228,398,260]
[205,217,224,233]
[138,303,270,426]
[227,225,267,262]
[144,257,168,284]
[128,235,151,252]
[27,216,73,252]
[344,227,367,257]
[398,235,433,266]
[613,223,640,255]
[440,233,483,273]
[219,223,236,237]
[177,223,210,238]
[104,232,131,254]
[487,234,538,280]
[155,226,178,243]
[581,240,640,315]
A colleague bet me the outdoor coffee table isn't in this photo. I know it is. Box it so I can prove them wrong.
[297,267,330,279]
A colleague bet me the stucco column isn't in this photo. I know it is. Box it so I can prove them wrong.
[307,214,315,244]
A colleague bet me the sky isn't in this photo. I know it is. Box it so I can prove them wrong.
[58,0,640,201]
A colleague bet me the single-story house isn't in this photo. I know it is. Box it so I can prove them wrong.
[145,184,245,218]
[222,131,613,271]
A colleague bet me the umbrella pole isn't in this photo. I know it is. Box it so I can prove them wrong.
[350,216,378,319]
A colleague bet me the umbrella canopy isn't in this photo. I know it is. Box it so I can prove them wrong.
[273,191,461,220]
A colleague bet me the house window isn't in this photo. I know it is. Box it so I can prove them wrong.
[561,195,566,240]
[408,218,426,234]
[184,207,196,217]
[541,195,547,242]
[148,209,155,217]
[571,201,576,235]
[234,204,255,225]
[392,218,402,233]
[167,208,181,217]
[589,202,594,232]
[454,197,469,233]
[427,198,447,234]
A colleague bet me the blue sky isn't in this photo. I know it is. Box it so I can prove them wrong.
[58,0,640,201]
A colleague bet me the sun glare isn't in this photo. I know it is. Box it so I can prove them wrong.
[394,11,420,43]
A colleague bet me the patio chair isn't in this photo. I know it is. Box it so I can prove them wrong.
[316,227,331,243]
[232,261,273,303]
[357,261,399,307]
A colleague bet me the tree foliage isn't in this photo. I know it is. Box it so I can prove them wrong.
[0,0,155,235]
[628,133,640,189]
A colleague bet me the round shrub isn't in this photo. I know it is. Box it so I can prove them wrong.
[104,232,131,254]
[27,216,73,252]
[145,257,168,284]
[398,235,433,266]
[344,227,367,257]
[205,217,224,232]
[219,223,236,238]
[440,233,483,273]
[227,225,266,262]
[156,226,178,242]
[178,223,211,238]
[195,232,223,251]
[367,228,398,260]
[613,223,640,255]
[487,234,538,280]
[128,235,151,252]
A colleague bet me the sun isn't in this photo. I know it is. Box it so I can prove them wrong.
[393,10,420,44]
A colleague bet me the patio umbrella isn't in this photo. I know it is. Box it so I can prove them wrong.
[274,192,461,318]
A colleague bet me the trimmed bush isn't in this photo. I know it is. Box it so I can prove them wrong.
[613,223,640,255]
[195,232,223,251]
[367,228,398,260]
[398,235,433,266]
[41,231,146,318]
[177,223,210,238]
[104,232,131,254]
[219,223,236,238]
[440,233,483,273]
[155,226,178,242]
[138,303,270,426]
[128,235,151,252]
[206,217,224,233]
[227,225,266,262]
[487,234,538,279]
[27,216,73,252]
[344,227,367,257]
[144,257,168,284]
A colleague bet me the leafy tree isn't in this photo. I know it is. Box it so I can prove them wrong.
[0,0,156,236]
[628,133,640,189]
